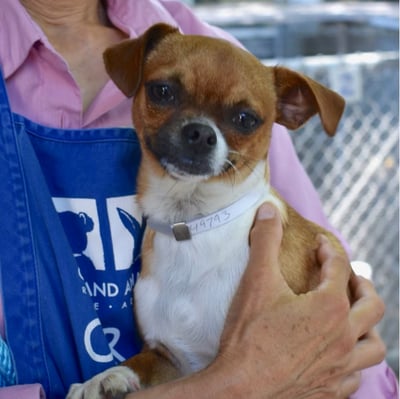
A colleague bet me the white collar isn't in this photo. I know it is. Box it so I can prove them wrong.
[146,188,264,241]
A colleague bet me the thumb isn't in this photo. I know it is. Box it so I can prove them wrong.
[223,202,290,332]
[244,202,291,297]
[249,202,282,261]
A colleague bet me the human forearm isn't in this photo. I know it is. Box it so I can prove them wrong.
[122,361,238,399]
[125,360,276,399]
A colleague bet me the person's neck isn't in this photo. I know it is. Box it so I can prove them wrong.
[20,0,126,112]
[20,0,109,33]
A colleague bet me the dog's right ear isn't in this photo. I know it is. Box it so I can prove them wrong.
[103,23,179,98]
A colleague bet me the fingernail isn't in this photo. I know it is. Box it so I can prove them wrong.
[317,234,329,244]
[257,203,276,220]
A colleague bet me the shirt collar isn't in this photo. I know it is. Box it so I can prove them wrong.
[0,0,48,78]
[0,0,178,79]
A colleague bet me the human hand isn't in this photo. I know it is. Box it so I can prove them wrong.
[213,202,386,399]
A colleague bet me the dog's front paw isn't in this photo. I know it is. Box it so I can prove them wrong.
[66,366,140,399]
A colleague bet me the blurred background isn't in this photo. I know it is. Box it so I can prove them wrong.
[191,0,399,375]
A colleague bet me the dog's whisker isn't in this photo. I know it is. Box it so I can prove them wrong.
[226,150,265,175]
[222,158,241,187]
[224,158,239,174]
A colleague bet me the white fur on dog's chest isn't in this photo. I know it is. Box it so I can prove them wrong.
[135,212,253,373]
[135,162,283,374]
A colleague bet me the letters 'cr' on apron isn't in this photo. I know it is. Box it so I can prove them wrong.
[0,67,144,399]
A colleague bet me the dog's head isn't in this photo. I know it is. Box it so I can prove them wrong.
[104,23,344,183]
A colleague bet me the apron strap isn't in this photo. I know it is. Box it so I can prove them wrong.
[0,67,40,387]
[0,68,117,397]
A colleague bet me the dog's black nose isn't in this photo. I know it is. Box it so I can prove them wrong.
[182,123,217,149]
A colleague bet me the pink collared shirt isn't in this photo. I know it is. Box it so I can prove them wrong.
[0,1,397,398]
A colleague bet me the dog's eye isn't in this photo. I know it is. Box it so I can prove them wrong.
[232,111,260,133]
[147,82,176,105]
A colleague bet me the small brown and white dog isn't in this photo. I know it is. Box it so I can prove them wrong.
[67,23,348,398]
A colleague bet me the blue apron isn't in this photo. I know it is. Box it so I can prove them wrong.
[0,68,144,398]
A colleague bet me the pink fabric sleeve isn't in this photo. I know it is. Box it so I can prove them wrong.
[0,384,45,399]
[350,362,399,399]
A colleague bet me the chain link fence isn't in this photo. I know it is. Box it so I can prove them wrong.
[278,52,399,374]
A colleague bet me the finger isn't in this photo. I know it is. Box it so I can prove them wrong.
[245,202,291,297]
[349,276,385,337]
[347,329,386,371]
[315,234,351,294]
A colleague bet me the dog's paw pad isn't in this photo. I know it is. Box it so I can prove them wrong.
[66,366,140,399]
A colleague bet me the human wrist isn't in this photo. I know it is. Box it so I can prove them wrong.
[196,354,280,399]
[122,364,231,399]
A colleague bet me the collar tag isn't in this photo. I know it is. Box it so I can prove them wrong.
[171,222,192,241]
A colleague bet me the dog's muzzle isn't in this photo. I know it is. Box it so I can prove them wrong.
[146,121,228,178]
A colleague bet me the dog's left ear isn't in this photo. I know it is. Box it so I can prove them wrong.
[103,23,179,97]
[273,66,345,136]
